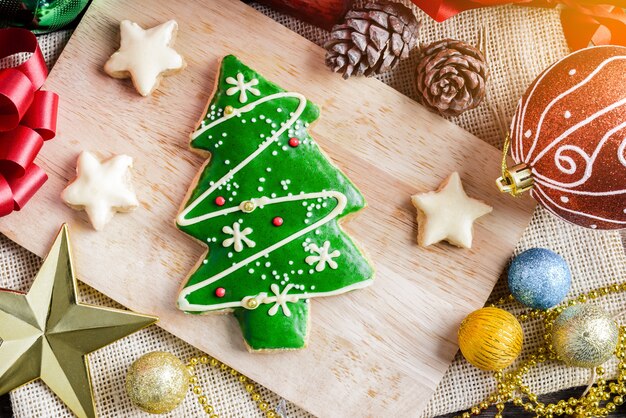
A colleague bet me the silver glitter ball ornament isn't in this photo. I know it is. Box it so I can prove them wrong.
[552,304,618,368]
[508,248,571,310]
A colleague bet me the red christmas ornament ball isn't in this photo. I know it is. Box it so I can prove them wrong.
[215,287,226,298]
[215,196,226,206]
[288,137,300,147]
[272,216,284,227]
[510,46,626,230]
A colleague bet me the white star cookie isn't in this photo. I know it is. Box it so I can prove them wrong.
[104,20,185,96]
[411,172,492,249]
[62,151,139,231]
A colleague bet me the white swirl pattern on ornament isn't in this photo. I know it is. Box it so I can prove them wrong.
[534,120,626,189]
[619,136,626,167]
[512,52,623,163]
[532,104,626,187]
[532,185,623,228]
[511,47,626,227]
[520,55,626,165]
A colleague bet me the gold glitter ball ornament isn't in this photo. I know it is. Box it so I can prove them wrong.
[458,307,523,371]
[126,351,190,414]
[552,304,619,368]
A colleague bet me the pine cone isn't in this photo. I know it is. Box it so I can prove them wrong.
[416,39,488,117]
[324,1,421,79]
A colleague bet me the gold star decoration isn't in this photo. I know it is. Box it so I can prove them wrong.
[0,224,157,418]
[411,172,493,248]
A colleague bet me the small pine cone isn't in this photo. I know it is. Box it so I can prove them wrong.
[324,1,421,79]
[416,39,488,117]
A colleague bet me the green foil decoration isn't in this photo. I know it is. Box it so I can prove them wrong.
[0,0,89,33]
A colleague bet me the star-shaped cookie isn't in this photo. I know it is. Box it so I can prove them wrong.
[411,172,492,248]
[62,151,139,231]
[104,20,185,96]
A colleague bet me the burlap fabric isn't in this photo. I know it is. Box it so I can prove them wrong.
[4,2,626,417]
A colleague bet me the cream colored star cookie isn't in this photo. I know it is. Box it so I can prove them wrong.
[411,172,492,248]
[62,151,139,231]
[104,20,185,96]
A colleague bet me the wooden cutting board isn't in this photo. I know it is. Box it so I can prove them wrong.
[0,1,535,416]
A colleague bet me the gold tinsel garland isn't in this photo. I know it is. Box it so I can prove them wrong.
[186,355,275,417]
[456,283,626,418]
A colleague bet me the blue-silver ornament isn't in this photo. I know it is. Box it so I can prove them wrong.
[508,248,571,310]
[552,304,618,368]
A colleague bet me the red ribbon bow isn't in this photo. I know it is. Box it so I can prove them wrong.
[0,28,58,217]
[411,0,626,51]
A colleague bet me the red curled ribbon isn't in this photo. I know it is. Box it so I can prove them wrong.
[0,28,58,217]
[410,0,626,51]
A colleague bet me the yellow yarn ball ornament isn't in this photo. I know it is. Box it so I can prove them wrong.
[458,307,523,371]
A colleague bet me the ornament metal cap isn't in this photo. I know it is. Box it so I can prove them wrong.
[497,163,534,196]
[496,135,534,196]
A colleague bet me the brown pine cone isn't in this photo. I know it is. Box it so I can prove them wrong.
[324,1,421,79]
[416,39,488,117]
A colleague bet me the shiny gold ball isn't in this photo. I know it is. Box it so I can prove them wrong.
[126,351,190,414]
[458,307,523,371]
[552,304,618,368]
[224,105,234,115]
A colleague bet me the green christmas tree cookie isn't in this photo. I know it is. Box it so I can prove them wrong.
[177,55,374,351]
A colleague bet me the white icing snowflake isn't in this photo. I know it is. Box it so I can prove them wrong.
[225,73,260,103]
[222,221,255,252]
[262,284,299,317]
[305,241,340,272]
